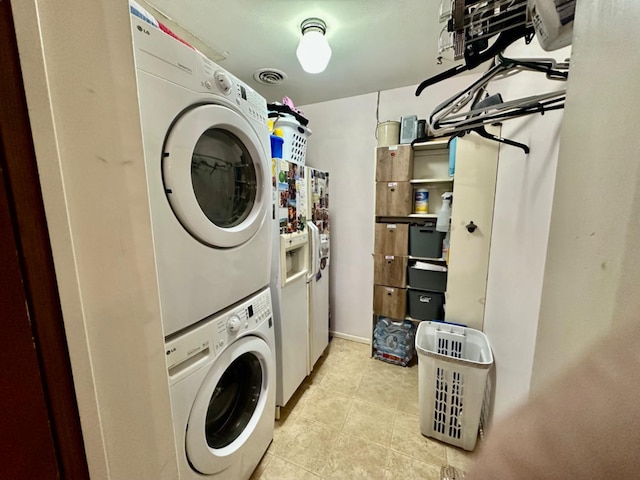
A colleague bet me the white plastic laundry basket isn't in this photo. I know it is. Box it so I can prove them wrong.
[273,116,311,165]
[415,321,493,451]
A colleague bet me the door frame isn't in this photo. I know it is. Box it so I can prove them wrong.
[0,2,89,478]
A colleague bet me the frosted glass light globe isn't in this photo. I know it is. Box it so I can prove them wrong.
[296,27,332,74]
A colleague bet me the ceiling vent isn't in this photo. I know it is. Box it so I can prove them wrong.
[253,68,288,86]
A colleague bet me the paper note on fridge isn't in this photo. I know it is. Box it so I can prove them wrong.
[413,261,448,272]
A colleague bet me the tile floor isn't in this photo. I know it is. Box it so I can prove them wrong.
[250,337,476,480]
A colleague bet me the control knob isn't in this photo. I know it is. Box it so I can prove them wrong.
[214,71,232,95]
[227,315,241,334]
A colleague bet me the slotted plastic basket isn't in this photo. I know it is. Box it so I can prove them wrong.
[416,321,493,451]
[273,116,311,165]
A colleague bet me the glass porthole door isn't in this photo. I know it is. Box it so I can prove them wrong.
[163,105,268,248]
[185,336,272,475]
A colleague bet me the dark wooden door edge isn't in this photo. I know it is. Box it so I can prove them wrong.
[0,3,90,479]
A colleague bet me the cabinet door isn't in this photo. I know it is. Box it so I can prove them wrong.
[376,145,413,181]
[374,223,409,255]
[373,285,407,319]
[375,182,412,217]
[445,128,499,330]
[373,254,408,288]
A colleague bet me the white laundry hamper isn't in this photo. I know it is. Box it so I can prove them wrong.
[415,321,493,451]
[273,116,311,165]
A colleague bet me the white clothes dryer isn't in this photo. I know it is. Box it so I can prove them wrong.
[131,16,272,336]
[166,287,275,480]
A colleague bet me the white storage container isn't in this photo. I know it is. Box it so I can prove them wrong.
[415,321,493,451]
[273,116,311,165]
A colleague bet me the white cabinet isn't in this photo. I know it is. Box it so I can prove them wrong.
[445,131,499,330]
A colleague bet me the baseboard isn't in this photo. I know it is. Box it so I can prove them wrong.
[330,331,370,345]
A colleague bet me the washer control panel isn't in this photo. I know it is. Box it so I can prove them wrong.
[212,288,273,354]
[165,288,272,381]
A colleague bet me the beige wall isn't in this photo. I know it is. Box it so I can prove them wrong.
[301,74,477,342]
[531,0,640,390]
[482,39,569,418]
[302,38,568,419]
[11,1,179,478]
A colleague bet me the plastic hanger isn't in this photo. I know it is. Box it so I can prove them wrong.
[426,52,568,137]
[421,53,568,153]
[429,53,568,129]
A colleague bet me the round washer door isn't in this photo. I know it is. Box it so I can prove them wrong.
[186,335,272,475]
[163,105,269,248]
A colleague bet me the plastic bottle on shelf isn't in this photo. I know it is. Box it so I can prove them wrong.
[436,192,453,232]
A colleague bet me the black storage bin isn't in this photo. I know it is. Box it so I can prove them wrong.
[409,225,445,259]
[408,289,445,321]
[408,264,447,292]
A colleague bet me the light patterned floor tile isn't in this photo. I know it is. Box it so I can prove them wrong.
[281,380,318,417]
[249,451,273,480]
[272,409,298,452]
[258,456,321,480]
[305,356,331,384]
[323,349,370,375]
[319,366,364,397]
[446,444,478,473]
[298,386,354,429]
[322,432,390,480]
[273,416,339,474]
[355,369,402,410]
[384,450,442,480]
[395,375,420,416]
[391,412,447,467]
[270,338,454,479]
[342,399,397,447]
[337,338,370,354]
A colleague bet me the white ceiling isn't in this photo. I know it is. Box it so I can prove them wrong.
[141,0,462,106]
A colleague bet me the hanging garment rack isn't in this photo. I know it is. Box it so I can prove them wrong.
[419,0,576,96]
[450,0,531,57]
[421,53,569,153]
[418,0,535,96]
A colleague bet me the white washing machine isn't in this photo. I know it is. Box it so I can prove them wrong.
[166,287,275,480]
[131,16,272,337]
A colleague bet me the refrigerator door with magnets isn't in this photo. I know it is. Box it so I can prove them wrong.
[306,167,330,372]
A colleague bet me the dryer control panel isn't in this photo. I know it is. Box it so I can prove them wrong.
[200,56,268,128]
[131,16,268,131]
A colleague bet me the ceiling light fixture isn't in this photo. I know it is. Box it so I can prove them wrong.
[296,17,332,74]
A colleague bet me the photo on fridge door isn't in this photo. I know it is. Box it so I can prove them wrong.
[278,160,306,234]
[311,170,330,235]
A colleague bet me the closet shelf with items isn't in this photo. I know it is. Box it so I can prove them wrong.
[371,130,500,357]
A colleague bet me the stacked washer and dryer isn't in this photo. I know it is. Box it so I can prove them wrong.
[131,12,275,480]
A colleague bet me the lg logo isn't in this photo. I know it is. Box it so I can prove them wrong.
[166,347,176,355]
[136,25,150,35]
